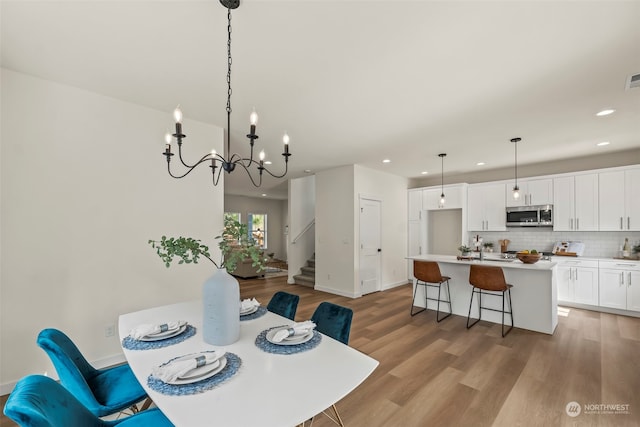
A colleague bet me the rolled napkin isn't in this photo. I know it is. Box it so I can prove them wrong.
[272,320,316,343]
[240,298,260,312]
[152,351,226,383]
[129,320,186,340]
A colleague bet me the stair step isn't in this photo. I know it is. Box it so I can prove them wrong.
[293,274,315,288]
[301,266,315,276]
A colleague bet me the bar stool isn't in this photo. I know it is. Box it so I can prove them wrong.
[466,264,514,337]
[410,260,452,321]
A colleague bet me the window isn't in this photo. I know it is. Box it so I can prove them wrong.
[224,212,241,223]
[248,213,267,249]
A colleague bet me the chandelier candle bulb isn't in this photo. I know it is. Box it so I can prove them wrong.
[283,133,290,154]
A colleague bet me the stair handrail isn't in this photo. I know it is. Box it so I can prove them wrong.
[291,218,315,244]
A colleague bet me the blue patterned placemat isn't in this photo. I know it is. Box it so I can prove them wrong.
[122,325,196,350]
[255,326,322,355]
[240,306,267,321]
[147,352,241,396]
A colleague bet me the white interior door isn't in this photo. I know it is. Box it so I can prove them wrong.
[359,198,381,295]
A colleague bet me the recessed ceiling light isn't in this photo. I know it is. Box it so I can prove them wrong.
[596,109,615,116]
[596,141,610,146]
[476,162,486,166]
[382,159,391,163]
[261,193,267,197]
[264,160,272,165]
[304,169,312,173]
[421,171,428,175]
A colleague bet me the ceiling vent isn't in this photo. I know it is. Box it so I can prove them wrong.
[626,73,640,90]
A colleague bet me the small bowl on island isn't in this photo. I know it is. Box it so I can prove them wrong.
[516,250,542,264]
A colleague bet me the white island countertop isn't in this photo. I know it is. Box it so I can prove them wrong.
[411,254,557,270]
[408,254,558,334]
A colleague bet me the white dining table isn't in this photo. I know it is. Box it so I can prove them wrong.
[118,300,379,427]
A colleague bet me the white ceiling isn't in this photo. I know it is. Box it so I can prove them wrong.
[2,0,640,199]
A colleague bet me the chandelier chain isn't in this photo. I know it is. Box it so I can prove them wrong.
[226,7,232,115]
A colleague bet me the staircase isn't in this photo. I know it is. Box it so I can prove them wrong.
[293,254,315,287]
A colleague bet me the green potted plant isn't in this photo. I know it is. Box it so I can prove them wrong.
[148,217,265,346]
[148,217,265,274]
[633,244,640,260]
[458,245,472,257]
[482,242,494,253]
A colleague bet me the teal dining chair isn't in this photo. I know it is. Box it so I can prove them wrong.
[267,291,300,320]
[311,301,353,345]
[309,302,354,426]
[36,328,150,418]
[3,375,173,427]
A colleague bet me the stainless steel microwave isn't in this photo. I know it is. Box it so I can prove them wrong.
[506,205,553,227]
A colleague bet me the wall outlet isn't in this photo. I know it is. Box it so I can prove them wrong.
[104,324,115,338]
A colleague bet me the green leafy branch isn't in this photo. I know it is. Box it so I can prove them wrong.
[148,236,218,268]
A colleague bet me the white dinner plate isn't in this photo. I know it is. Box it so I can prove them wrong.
[165,355,227,385]
[139,324,187,341]
[240,306,259,316]
[266,328,314,346]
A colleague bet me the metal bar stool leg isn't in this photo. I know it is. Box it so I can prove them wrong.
[436,280,452,322]
[466,287,481,329]
[501,288,514,337]
[410,281,426,316]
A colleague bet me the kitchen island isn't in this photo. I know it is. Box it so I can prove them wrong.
[408,254,558,334]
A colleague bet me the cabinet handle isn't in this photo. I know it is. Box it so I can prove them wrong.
[620,217,623,230]
[574,268,578,281]
[628,217,631,230]
[628,272,632,287]
[576,218,579,230]
[620,272,625,286]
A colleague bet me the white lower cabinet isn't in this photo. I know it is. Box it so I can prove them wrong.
[599,261,640,312]
[557,259,599,305]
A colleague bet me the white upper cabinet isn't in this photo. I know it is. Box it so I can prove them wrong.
[505,178,553,207]
[408,189,423,221]
[468,183,506,231]
[422,185,464,210]
[553,174,598,231]
[599,167,640,231]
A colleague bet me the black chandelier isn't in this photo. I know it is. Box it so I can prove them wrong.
[163,0,291,187]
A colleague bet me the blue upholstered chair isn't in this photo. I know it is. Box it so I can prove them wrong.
[36,328,150,418]
[311,301,353,345]
[3,375,173,427]
[266,291,300,320]
[309,302,354,426]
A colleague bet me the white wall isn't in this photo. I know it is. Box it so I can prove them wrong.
[315,166,355,296]
[354,165,408,291]
[224,194,287,260]
[0,69,224,392]
[287,175,316,284]
[315,165,408,297]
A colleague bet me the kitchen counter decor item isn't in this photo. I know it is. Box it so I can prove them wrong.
[499,239,510,253]
[516,252,542,264]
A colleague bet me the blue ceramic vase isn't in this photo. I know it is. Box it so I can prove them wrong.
[202,268,240,345]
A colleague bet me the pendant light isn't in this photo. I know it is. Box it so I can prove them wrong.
[438,153,446,207]
[511,137,521,200]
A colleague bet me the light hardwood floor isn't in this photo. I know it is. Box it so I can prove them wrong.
[2,276,639,426]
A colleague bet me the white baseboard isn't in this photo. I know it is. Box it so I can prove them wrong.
[313,285,359,298]
[1,353,126,396]
[381,280,411,291]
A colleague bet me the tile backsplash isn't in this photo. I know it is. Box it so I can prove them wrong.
[470,229,640,258]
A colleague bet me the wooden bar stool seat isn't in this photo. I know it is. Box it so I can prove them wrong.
[466,264,514,337]
[411,260,452,322]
